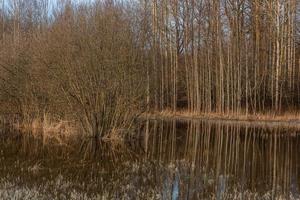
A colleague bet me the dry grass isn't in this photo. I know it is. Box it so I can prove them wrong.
[146,109,300,123]
[16,113,78,145]
[12,111,136,147]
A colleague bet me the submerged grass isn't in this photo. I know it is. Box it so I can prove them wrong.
[1,177,298,200]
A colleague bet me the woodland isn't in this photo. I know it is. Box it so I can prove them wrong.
[0,0,299,138]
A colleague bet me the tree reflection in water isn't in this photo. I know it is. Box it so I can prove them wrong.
[0,119,300,199]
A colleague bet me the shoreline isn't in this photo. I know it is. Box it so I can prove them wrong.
[143,110,300,129]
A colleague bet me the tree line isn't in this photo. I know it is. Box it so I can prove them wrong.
[0,0,299,122]
[146,0,300,114]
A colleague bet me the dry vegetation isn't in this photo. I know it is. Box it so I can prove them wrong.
[147,109,300,124]
[0,0,299,139]
[0,0,146,140]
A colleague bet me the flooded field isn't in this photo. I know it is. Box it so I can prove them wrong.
[1,119,300,200]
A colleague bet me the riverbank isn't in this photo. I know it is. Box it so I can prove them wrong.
[144,110,300,128]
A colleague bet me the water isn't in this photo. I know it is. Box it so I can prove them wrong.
[0,119,300,199]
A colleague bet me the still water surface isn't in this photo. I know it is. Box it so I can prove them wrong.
[0,119,300,199]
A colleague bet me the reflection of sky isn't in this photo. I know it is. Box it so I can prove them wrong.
[162,171,179,200]
[172,173,179,200]
[290,175,300,199]
[216,175,226,200]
